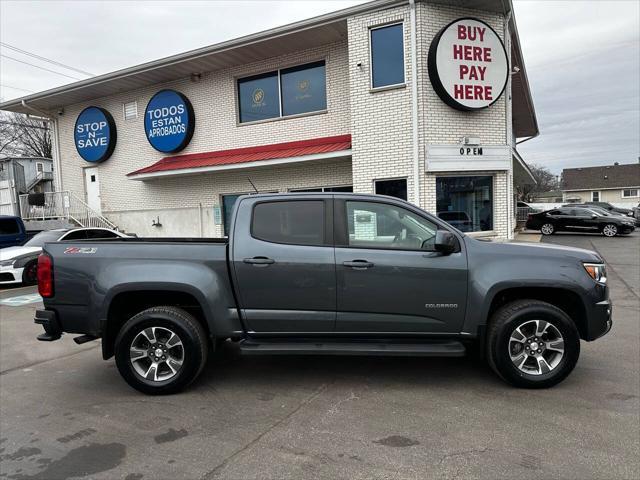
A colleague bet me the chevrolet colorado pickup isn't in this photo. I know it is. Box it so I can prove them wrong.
[34,193,612,394]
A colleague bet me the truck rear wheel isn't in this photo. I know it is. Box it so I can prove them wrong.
[114,306,208,395]
[487,300,580,388]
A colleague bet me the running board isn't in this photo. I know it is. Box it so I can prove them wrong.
[239,340,466,357]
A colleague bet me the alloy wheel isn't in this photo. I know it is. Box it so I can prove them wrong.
[129,326,184,382]
[603,224,617,237]
[508,319,565,375]
[541,224,554,235]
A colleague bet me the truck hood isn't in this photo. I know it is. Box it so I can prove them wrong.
[0,246,42,261]
[468,238,602,263]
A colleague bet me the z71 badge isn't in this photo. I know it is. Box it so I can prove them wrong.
[64,247,97,255]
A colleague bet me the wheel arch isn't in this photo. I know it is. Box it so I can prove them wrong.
[102,286,212,360]
[484,286,588,340]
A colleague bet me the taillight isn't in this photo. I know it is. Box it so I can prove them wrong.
[37,253,53,298]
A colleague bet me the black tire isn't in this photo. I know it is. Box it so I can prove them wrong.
[540,223,555,235]
[486,300,580,389]
[21,260,38,286]
[601,223,618,237]
[115,306,208,395]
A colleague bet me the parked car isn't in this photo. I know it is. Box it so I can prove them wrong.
[35,193,613,394]
[517,201,540,213]
[0,227,129,286]
[526,207,636,236]
[585,201,635,217]
[564,203,640,226]
[437,211,472,231]
[0,216,28,249]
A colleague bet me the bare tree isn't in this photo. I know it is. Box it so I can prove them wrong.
[0,111,22,157]
[517,164,558,201]
[0,111,51,158]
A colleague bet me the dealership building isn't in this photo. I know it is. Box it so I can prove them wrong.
[0,0,538,239]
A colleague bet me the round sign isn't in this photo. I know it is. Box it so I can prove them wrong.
[428,18,508,111]
[74,106,117,163]
[144,89,195,153]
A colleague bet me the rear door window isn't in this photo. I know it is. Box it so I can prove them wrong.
[252,201,325,246]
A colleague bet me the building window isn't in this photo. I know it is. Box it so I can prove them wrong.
[370,23,405,89]
[345,200,437,251]
[622,188,639,198]
[36,162,43,173]
[222,194,243,235]
[237,61,326,123]
[280,61,327,117]
[436,176,493,232]
[591,191,600,202]
[123,101,138,120]
[375,178,407,200]
[290,185,353,193]
[237,72,280,123]
[252,200,325,246]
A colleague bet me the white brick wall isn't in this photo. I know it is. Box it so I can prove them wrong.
[57,40,351,215]
[53,2,516,239]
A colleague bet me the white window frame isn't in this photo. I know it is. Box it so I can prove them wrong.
[236,59,328,126]
[369,21,407,92]
[591,191,601,202]
[621,188,639,198]
[36,162,44,173]
[123,100,138,120]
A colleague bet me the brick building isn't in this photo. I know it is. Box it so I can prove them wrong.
[0,0,538,239]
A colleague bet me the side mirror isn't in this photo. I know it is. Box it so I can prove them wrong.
[591,214,597,219]
[434,230,457,255]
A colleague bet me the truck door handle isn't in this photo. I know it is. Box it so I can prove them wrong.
[243,256,275,266]
[343,260,374,269]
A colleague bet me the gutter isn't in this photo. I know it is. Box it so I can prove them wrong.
[20,100,63,192]
[409,0,420,205]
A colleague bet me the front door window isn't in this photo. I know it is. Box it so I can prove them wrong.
[436,176,493,232]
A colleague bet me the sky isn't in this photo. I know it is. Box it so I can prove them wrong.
[0,0,638,174]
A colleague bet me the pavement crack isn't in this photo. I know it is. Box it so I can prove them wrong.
[438,446,490,464]
[202,381,331,479]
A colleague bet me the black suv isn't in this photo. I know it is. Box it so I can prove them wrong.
[527,207,636,236]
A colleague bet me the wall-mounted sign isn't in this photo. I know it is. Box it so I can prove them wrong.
[144,89,195,153]
[74,107,117,163]
[426,144,511,172]
[428,18,508,111]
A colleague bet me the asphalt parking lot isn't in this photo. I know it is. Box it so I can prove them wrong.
[1,232,638,480]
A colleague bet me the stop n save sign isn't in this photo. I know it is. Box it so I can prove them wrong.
[428,18,508,111]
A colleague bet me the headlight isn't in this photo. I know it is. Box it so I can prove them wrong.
[0,259,15,267]
[583,263,607,284]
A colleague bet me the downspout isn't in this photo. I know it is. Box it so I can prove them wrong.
[504,10,514,237]
[21,100,63,193]
[409,0,420,206]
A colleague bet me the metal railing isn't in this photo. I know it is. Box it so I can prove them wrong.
[516,207,533,222]
[26,171,54,192]
[19,191,118,230]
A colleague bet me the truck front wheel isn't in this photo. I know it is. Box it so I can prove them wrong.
[487,300,580,388]
[114,306,208,395]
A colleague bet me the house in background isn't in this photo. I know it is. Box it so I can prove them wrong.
[531,190,563,203]
[562,162,640,207]
[0,157,54,215]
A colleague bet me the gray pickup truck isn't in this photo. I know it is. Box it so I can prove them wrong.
[35,193,612,394]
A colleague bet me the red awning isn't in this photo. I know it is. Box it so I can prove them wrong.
[128,134,351,178]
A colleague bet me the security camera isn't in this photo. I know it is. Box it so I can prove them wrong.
[57,108,65,116]
[511,66,521,75]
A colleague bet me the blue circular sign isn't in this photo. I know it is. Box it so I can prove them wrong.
[74,107,117,163]
[144,89,195,153]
